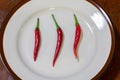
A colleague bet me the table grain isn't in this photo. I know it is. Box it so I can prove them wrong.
[0,0,120,80]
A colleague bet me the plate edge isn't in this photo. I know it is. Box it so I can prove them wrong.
[0,0,30,80]
[86,0,115,80]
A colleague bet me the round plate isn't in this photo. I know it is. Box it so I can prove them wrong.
[0,0,115,80]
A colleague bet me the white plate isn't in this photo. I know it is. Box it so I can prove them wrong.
[1,0,114,80]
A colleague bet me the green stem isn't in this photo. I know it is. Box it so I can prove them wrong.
[74,14,79,26]
[36,18,39,29]
[52,14,59,29]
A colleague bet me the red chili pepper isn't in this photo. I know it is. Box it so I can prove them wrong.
[52,14,63,67]
[73,14,81,60]
[34,18,40,61]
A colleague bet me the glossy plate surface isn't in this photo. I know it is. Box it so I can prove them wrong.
[1,0,114,80]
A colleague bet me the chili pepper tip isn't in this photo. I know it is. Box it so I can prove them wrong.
[52,53,58,67]
[52,14,60,29]
[34,57,36,61]
[52,62,55,67]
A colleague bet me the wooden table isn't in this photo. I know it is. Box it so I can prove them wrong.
[0,0,120,80]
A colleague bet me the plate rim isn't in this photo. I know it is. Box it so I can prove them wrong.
[0,0,30,80]
[0,0,115,80]
[87,0,115,80]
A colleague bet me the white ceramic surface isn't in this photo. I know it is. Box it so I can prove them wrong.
[3,0,112,80]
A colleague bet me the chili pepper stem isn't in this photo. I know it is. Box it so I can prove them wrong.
[74,14,79,26]
[52,14,60,29]
[36,18,40,29]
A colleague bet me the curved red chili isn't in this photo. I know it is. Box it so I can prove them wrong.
[34,18,40,61]
[52,14,63,67]
[73,14,81,60]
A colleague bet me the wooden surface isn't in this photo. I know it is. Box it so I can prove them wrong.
[0,0,120,80]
